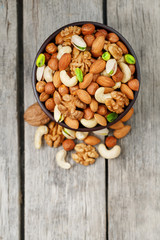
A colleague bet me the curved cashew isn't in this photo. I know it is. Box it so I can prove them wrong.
[60,70,78,87]
[95,87,111,103]
[62,128,76,139]
[57,46,72,60]
[44,66,54,82]
[113,81,121,89]
[80,118,97,128]
[35,126,48,149]
[36,65,45,81]
[56,149,71,169]
[54,105,64,122]
[98,143,121,159]
[119,62,131,83]
[93,128,109,136]
[75,131,89,140]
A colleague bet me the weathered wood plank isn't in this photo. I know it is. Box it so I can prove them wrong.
[23,1,106,239]
[107,0,160,239]
[0,0,20,239]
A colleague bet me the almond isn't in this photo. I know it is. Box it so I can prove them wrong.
[53,90,62,104]
[53,71,62,88]
[113,125,131,139]
[90,99,98,112]
[104,87,114,93]
[128,65,135,75]
[84,35,95,47]
[87,82,99,95]
[48,58,58,71]
[39,92,50,102]
[91,36,105,54]
[107,33,119,43]
[84,136,100,145]
[77,89,91,104]
[62,139,75,151]
[84,108,94,120]
[121,108,134,122]
[90,59,106,74]
[128,79,139,91]
[45,82,55,94]
[64,117,79,129]
[96,76,115,87]
[116,41,128,54]
[105,136,117,148]
[97,105,108,116]
[94,113,107,126]
[59,53,71,71]
[95,29,108,38]
[79,72,93,89]
[112,67,124,82]
[55,32,63,45]
[109,120,124,130]
[120,84,134,100]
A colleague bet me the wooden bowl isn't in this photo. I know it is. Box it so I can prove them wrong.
[32,21,140,132]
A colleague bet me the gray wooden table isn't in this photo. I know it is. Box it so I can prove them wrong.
[0,0,160,239]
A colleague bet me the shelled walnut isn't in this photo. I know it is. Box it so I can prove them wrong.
[61,26,81,37]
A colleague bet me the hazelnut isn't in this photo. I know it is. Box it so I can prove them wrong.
[105,136,117,148]
[51,52,58,59]
[48,58,59,71]
[39,92,50,102]
[107,33,119,43]
[45,82,55,94]
[95,29,108,38]
[58,84,69,96]
[36,81,46,93]
[84,108,94,120]
[84,35,95,47]
[55,32,63,45]
[128,64,136,75]
[87,82,99,95]
[62,139,75,151]
[53,91,62,105]
[69,85,79,95]
[97,105,108,116]
[82,23,95,35]
[44,52,51,63]
[45,98,55,111]
[45,43,57,54]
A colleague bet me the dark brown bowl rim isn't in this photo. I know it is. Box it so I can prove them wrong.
[32,21,140,132]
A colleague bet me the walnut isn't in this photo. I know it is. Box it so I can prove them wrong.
[70,50,92,76]
[108,44,123,60]
[105,91,129,114]
[44,122,65,148]
[72,143,99,166]
[61,26,81,37]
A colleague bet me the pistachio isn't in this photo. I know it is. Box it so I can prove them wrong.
[106,59,117,76]
[36,53,45,67]
[124,54,136,64]
[54,105,64,122]
[71,35,87,51]
[107,112,118,122]
[75,68,83,82]
[75,131,89,140]
[102,51,111,61]
[36,65,45,81]
[93,128,109,136]
[62,128,76,139]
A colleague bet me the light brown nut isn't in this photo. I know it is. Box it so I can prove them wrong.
[96,76,115,87]
[90,99,98,112]
[53,71,62,88]
[91,36,105,55]
[90,59,106,74]
[128,64,136,75]
[58,84,69,96]
[87,82,99,95]
[128,79,139,91]
[82,23,95,35]
[39,92,50,102]
[109,121,124,130]
[77,89,91,104]
[97,105,108,116]
[44,134,53,147]
[62,139,75,151]
[48,58,59,71]
[91,58,96,64]
[36,81,46,93]
[84,136,101,145]
[113,125,131,139]
[108,44,123,60]
[69,85,79,95]
[64,117,79,129]
[104,87,114,93]
[45,82,55,94]
[116,41,128,54]
[92,73,100,82]
[94,113,107,126]
[51,52,58,59]
[107,33,119,43]
[95,29,108,38]
[45,98,55,111]
[45,43,57,54]
[53,90,62,104]
[84,35,95,47]
[130,75,134,80]
[55,32,63,45]
[120,84,134,100]
[112,67,124,82]
[105,136,117,148]
[44,52,51,63]
[84,108,94,120]
[121,108,134,122]
[59,53,71,71]
[91,50,103,58]
[79,73,93,89]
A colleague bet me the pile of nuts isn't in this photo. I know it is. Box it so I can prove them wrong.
[35,23,139,129]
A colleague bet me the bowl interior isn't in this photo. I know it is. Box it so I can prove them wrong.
[32,21,140,132]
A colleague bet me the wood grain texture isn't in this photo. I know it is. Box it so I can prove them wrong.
[107,0,160,239]
[23,1,106,239]
[0,0,20,239]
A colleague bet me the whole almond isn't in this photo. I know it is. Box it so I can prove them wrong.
[84,35,95,47]
[120,84,134,100]
[53,90,62,104]
[109,120,124,130]
[84,107,94,120]
[62,139,75,151]
[94,113,107,126]
[91,51,103,58]
[39,92,50,102]
[79,72,93,89]
[77,89,91,104]
[90,99,98,112]
[92,73,100,82]
[87,82,99,95]
[95,29,108,38]
[92,36,105,54]
[97,105,108,116]
[97,76,115,87]
[53,71,62,88]
[69,85,79,95]
[113,125,131,139]
[128,79,139,91]
[90,59,106,74]
[48,58,59,71]
[64,117,79,129]
[128,65,136,75]
[59,53,71,71]
[55,32,63,45]
[107,33,119,43]
[44,52,51,63]
[104,87,114,93]
[45,82,55,94]
[121,108,134,122]
[84,136,101,145]
[116,41,128,54]
[112,67,124,82]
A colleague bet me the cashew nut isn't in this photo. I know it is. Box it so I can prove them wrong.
[113,81,121,89]
[93,128,109,136]
[101,69,110,77]
[119,62,131,83]
[62,128,76,139]
[35,126,48,149]
[80,118,97,128]
[95,87,111,103]
[54,105,64,122]
[98,143,121,159]
[44,66,54,82]
[57,46,72,60]
[56,149,71,169]
[60,70,78,87]
[75,131,89,140]
[36,65,45,81]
